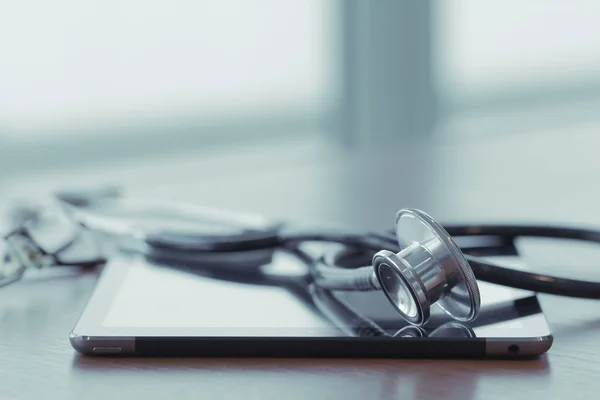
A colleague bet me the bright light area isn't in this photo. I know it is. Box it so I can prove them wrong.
[102,256,338,335]
[0,1,338,137]
[435,0,600,95]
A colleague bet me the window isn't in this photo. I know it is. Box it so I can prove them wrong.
[3,0,599,172]
[434,0,600,135]
[0,0,340,169]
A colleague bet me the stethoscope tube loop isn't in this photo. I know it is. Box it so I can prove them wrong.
[5,187,600,328]
[445,224,600,299]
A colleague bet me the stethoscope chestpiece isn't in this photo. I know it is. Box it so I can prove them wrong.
[372,208,481,326]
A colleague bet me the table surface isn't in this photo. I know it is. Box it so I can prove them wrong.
[3,125,600,400]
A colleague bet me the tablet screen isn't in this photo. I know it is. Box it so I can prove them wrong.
[74,251,552,339]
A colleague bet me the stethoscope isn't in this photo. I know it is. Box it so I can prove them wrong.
[3,187,600,327]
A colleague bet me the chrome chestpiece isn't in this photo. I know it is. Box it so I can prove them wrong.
[372,208,481,326]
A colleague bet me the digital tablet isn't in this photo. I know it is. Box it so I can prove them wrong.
[70,250,553,358]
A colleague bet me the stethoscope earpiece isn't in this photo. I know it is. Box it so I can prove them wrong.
[372,208,481,326]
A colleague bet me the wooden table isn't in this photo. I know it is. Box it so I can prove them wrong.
[2,125,600,399]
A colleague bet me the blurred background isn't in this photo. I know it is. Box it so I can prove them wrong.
[4,1,600,360]
[2,0,600,227]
